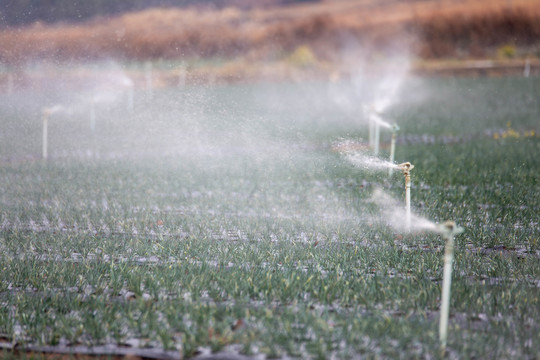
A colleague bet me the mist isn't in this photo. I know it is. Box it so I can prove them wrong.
[0,48,427,240]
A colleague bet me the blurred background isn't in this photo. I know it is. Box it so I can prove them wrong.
[1,0,540,84]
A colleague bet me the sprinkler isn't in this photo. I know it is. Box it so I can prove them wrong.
[367,110,382,156]
[41,105,67,160]
[397,162,414,230]
[436,220,464,350]
[363,106,376,150]
[388,123,400,177]
[366,108,393,157]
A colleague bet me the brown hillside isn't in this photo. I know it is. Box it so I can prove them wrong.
[1,0,539,65]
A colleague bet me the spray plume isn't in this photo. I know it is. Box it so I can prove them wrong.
[370,188,438,233]
[371,56,411,114]
[336,139,397,171]
[370,112,393,129]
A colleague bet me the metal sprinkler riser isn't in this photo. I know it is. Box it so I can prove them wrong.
[397,162,414,230]
[437,220,464,349]
[388,123,400,177]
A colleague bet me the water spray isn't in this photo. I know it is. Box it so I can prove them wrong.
[363,105,375,150]
[388,123,400,177]
[42,106,60,159]
[397,162,414,230]
[369,114,375,149]
[42,109,49,160]
[436,220,464,350]
[41,105,69,160]
[7,73,14,95]
[374,118,380,156]
[112,73,135,111]
[178,64,187,88]
[145,62,153,100]
[90,103,96,132]
[365,107,393,157]
[127,85,134,111]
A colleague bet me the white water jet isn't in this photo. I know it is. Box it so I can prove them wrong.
[372,58,410,114]
[370,188,437,232]
[338,140,398,171]
[371,112,392,156]
[371,113,393,129]
[364,106,394,156]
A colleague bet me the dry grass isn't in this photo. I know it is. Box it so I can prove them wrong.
[0,0,539,65]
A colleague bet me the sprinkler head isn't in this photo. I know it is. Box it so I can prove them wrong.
[437,221,464,237]
[391,123,400,132]
[397,162,414,175]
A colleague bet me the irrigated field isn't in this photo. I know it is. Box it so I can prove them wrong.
[0,72,539,358]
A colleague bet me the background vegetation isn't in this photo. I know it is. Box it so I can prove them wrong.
[1,0,539,66]
[0,0,317,27]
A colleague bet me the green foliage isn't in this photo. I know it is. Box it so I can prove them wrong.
[0,0,319,27]
[286,45,317,68]
[497,44,517,59]
[0,75,538,358]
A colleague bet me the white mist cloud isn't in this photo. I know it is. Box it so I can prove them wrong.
[370,187,438,233]
[336,139,397,171]
[328,45,412,129]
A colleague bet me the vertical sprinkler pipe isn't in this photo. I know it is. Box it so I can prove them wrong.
[388,124,399,177]
[374,121,380,156]
[524,58,531,78]
[397,162,414,230]
[438,221,464,349]
[368,111,382,155]
[368,115,375,149]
